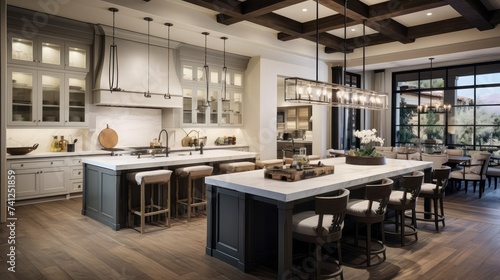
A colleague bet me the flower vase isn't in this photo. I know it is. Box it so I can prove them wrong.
[345,155,386,165]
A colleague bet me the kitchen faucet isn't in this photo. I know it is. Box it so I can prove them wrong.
[158,129,169,157]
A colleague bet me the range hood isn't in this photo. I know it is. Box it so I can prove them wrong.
[93,25,182,108]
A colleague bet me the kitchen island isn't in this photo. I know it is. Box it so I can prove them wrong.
[82,150,257,230]
[204,157,432,279]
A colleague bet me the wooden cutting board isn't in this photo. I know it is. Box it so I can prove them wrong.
[98,124,118,148]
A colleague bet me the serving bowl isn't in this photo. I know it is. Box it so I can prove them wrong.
[7,143,39,155]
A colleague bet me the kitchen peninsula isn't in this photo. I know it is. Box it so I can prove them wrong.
[204,157,432,278]
[82,150,256,230]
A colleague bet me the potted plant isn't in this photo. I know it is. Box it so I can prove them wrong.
[346,129,386,165]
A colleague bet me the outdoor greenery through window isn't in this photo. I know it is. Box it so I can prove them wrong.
[392,60,500,153]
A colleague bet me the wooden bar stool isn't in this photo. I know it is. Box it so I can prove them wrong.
[219,162,255,174]
[175,165,213,221]
[126,170,172,234]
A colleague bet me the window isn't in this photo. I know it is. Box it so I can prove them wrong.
[393,61,500,151]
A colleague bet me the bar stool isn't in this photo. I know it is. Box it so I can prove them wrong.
[255,159,283,169]
[343,178,393,267]
[385,171,424,246]
[126,169,172,234]
[414,166,450,231]
[219,161,255,174]
[175,165,213,221]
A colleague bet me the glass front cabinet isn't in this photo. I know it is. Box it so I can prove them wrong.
[8,68,88,127]
[8,34,89,72]
[181,60,244,126]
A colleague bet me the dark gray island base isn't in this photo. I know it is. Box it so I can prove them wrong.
[81,150,257,230]
[205,157,432,279]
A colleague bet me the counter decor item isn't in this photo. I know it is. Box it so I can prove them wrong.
[98,124,119,149]
[346,129,386,165]
[7,143,39,155]
[264,162,334,182]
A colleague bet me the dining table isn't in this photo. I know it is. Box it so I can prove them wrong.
[447,155,471,164]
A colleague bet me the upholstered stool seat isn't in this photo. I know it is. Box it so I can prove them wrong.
[219,161,255,174]
[127,169,172,234]
[175,165,213,221]
[255,159,283,169]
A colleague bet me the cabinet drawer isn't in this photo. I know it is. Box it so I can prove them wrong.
[10,160,65,169]
[69,158,82,165]
[70,180,83,192]
[70,168,83,179]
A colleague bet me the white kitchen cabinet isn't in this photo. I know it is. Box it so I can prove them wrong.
[9,159,67,200]
[7,68,89,127]
[284,106,311,130]
[181,60,243,127]
[68,158,83,193]
[8,34,89,72]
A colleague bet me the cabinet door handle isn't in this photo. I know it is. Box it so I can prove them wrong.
[78,171,81,175]
[20,164,24,167]
[50,162,53,165]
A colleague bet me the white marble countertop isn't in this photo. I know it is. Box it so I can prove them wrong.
[6,150,111,160]
[5,144,249,160]
[205,157,432,202]
[82,150,257,171]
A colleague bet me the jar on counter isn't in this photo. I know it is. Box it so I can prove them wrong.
[59,136,68,152]
[50,136,60,152]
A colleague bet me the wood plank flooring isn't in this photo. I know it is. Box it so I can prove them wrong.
[1,186,499,279]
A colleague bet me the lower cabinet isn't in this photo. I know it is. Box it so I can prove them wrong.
[8,155,103,201]
[8,159,67,200]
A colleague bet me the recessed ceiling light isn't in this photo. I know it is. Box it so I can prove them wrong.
[427,12,432,16]
[351,28,356,32]
[302,8,307,12]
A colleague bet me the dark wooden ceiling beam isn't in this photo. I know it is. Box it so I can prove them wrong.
[491,10,500,25]
[318,0,369,20]
[443,0,493,30]
[217,0,307,25]
[278,14,356,41]
[365,18,414,44]
[368,0,447,21]
[182,0,242,15]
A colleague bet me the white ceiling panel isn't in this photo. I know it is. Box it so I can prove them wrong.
[274,0,337,23]
[394,6,461,27]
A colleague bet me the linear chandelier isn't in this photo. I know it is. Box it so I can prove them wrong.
[284,0,388,110]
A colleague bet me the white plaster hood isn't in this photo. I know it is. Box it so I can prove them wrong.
[93,25,182,108]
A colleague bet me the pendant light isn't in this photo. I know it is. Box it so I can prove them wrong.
[108,7,120,92]
[164,23,173,100]
[417,58,451,113]
[144,17,153,98]
[221,36,229,101]
[284,0,387,110]
[202,32,210,107]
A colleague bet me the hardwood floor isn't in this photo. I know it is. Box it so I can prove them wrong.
[1,186,499,279]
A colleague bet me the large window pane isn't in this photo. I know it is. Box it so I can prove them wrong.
[476,126,498,146]
[449,126,474,145]
[455,88,474,105]
[450,107,474,125]
[448,66,475,87]
[395,126,418,143]
[476,63,500,85]
[476,86,500,105]
[475,106,500,125]
[420,125,445,142]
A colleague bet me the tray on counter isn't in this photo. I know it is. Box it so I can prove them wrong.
[264,164,334,182]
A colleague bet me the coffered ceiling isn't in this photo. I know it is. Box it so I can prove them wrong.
[7,0,500,71]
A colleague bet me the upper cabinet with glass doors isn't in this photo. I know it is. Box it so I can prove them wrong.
[8,34,89,72]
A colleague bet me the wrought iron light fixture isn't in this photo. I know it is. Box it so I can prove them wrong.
[221,36,229,101]
[108,7,120,91]
[163,22,173,100]
[202,32,210,107]
[144,17,153,98]
[417,58,451,113]
[284,0,387,110]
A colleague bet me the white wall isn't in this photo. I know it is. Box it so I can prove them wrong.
[244,55,330,160]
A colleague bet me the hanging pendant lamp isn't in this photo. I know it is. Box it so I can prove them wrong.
[221,36,229,101]
[144,17,153,98]
[108,7,120,92]
[202,32,210,107]
[164,23,173,99]
[417,58,451,113]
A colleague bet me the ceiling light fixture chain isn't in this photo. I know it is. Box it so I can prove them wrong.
[221,36,228,101]
[144,17,153,98]
[164,23,173,99]
[108,7,120,92]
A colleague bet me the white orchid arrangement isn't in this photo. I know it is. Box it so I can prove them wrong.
[351,129,385,157]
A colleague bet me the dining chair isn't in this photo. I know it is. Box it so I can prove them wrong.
[449,152,491,198]
[446,148,463,156]
[292,189,350,279]
[421,153,449,171]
